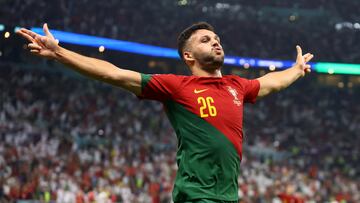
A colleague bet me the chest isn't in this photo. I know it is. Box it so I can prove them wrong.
[174,81,245,123]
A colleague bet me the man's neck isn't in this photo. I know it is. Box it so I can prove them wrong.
[191,66,222,77]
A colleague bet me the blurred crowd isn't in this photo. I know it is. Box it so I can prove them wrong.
[1,0,360,63]
[0,65,176,203]
[0,65,359,202]
[1,1,360,202]
[245,75,360,177]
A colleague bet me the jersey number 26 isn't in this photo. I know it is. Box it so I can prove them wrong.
[197,96,217,118]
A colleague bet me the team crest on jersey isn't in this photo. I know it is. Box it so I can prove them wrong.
[227,86,242,106]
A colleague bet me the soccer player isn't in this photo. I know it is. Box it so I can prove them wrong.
[17,22,313,203]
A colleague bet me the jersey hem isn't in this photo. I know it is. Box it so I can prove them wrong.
[173,195,238,203]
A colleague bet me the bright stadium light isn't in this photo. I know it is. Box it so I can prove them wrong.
[269,64,276,71]
[243,63,250,69]
[0,24,4,31]
[4,31,10,38]
[354,23,360,29]
[99,45,105,52]
[14,26,21,32]
[178,0,187,6]
[289,15,297,22]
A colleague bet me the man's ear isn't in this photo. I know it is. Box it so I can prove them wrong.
[183,51,195,63]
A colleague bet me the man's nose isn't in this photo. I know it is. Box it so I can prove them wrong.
[212,40,220,47]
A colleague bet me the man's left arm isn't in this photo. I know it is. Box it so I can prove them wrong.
[256,46,314,98]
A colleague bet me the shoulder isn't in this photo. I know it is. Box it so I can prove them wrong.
[224,74,250,84]
[145,73,189,80]
[141,73,190,83]
[141,74,193,91]
[224,74,251,80]
[224,75,260,89]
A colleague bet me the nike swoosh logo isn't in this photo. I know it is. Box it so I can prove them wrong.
[194,89,208,94]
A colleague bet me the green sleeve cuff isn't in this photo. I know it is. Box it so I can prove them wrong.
[140,73,152,92]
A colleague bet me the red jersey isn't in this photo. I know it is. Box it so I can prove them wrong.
[139,74,260,202]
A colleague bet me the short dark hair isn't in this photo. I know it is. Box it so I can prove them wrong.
[177,22,215,59]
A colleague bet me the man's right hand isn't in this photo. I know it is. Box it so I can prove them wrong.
[16,23,60,59]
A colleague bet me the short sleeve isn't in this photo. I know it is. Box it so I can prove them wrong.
[232,76,260,104]
[137,73,183,101]
[243,79,260,103]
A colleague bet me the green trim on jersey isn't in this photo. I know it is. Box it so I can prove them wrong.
[165,100,240,202]
[140,73,152,91]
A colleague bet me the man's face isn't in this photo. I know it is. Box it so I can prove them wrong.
[186,29,225,69]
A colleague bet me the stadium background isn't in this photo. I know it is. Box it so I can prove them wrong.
[0,0,359,202]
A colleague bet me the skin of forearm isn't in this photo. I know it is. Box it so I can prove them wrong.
[54,46,124,86]
[266,65,303,92]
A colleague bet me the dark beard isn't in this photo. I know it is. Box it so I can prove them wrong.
[200,54,224,69]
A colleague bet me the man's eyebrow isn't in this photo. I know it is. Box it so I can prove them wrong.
[197,34,220,41]
[199,35,216,39]
[200,35,210,39]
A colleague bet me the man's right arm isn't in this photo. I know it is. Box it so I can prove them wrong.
[54,47,142,95]
[16,23,142,95]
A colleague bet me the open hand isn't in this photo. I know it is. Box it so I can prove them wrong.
[16,23,59,59]
[295,45,314,77]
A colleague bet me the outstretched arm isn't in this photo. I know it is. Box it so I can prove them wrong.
[16,23,142,95]
[256,46,314,98]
